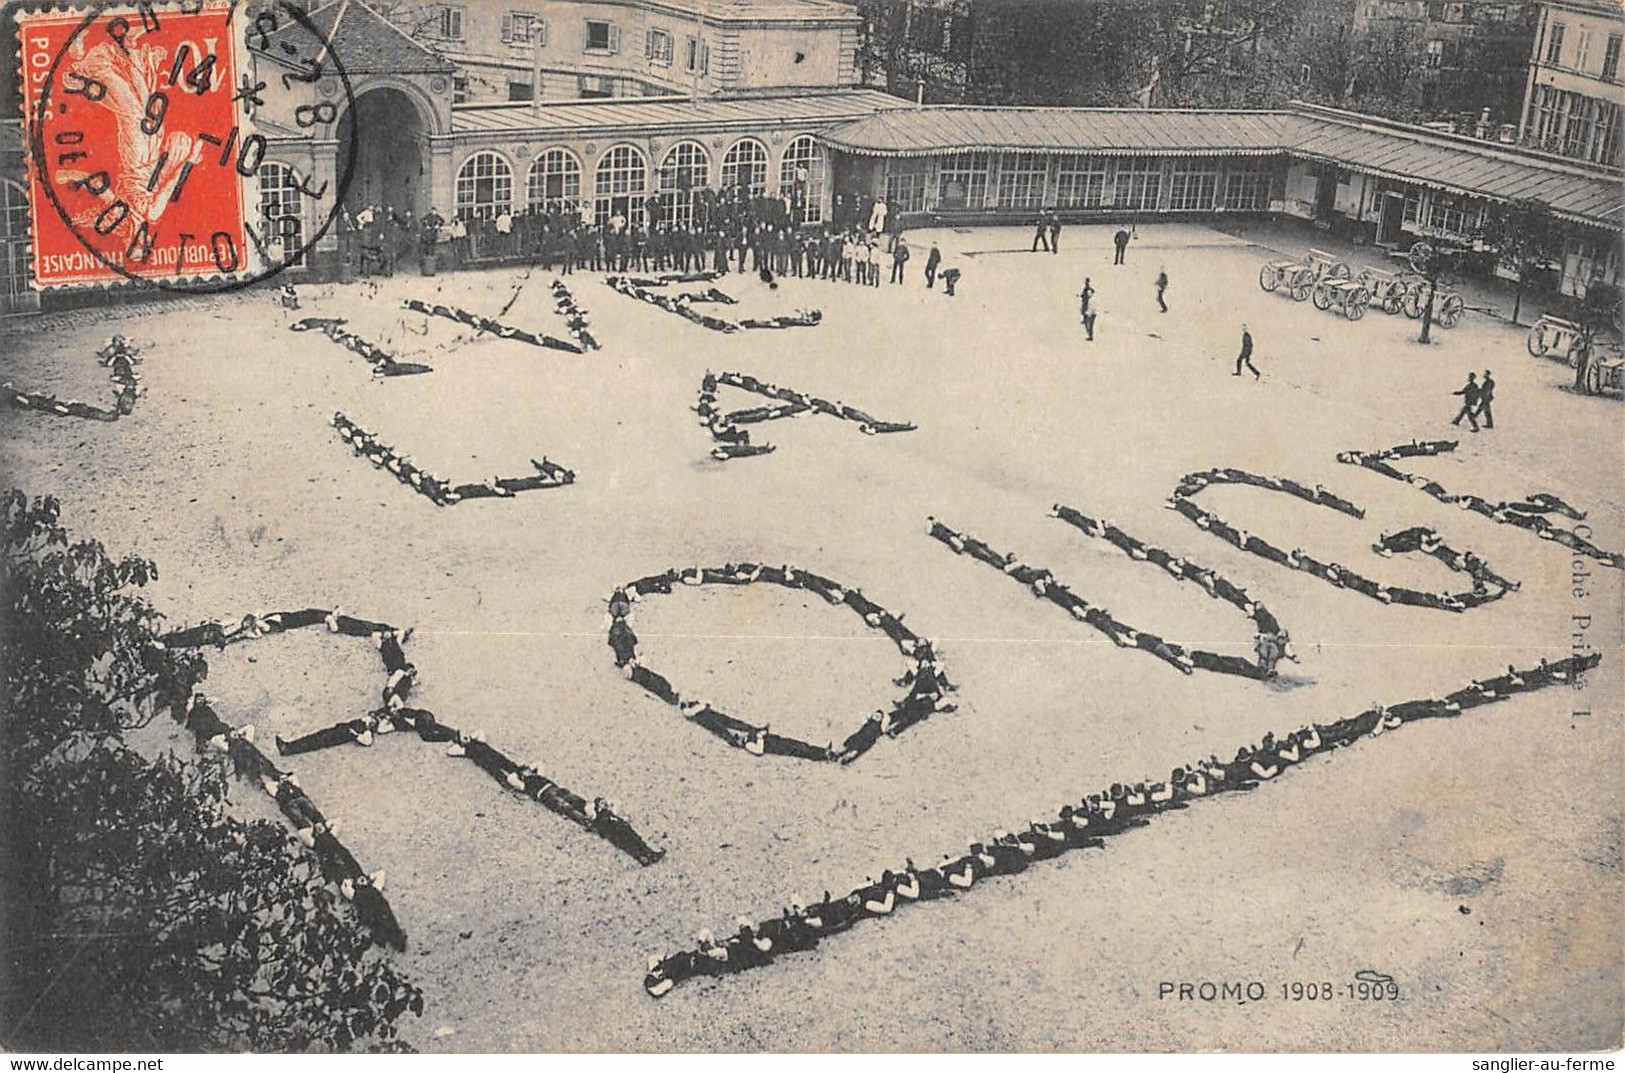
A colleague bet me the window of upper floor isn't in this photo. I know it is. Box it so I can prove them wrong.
[431,4,464,41]
[646,28,673,65]
[502,11,545,47]
[685,36,710,74]
[585,19,620,54]
[1546,21,1565,64]
[1603,33,1622,82]
[1575,28,1593,71]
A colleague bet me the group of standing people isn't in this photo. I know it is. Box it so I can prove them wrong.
[1450,370,1497,431]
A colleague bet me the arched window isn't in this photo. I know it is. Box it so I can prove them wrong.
[657,141,709,229]
[720,138,768,195]
[455,151,514,220]
[258,162,306,266]
[778,135,825,224]
[527,148,582,212]
[1,180,30,302]
[594,144,648,228]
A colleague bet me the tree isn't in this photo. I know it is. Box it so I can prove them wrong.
[1479,198,1559,327]
[1406,239,1469,345]
[1,492,422,1052]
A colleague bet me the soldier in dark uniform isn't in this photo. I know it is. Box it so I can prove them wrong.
[1450,372,1481,432]
[1233,324,1259,379]
[1477,369,1495,429]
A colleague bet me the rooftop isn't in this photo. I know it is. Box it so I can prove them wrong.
[452,87,909,135]
[821,106,1307,157]
[258,0,457,76]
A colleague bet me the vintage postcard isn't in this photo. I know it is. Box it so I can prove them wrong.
[0,0,1620,1058]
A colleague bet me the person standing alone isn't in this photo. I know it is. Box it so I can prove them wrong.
[890,236,910,284]
[1113,227,1130,265]
[1451,372,1481,432]
[1155,268,1169,313]
[1233,324,1259,379]
[924,242,942,288]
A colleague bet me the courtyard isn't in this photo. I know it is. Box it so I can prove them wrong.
[1,220,1619,1051]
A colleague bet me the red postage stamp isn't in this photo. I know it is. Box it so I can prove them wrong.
[20,0,255,290]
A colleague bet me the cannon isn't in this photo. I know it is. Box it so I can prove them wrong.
[1313,279,1372,320]
[1355,267,1416,315]
[1402,281,1464,328]
[1259,257,1314,301]
[1527,314,1589,365]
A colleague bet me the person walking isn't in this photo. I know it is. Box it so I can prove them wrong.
[1082,308,1097,341]
[1233,324,1259,379]
[1079,277,1094,317]
[1113,227,1130,265]
[1451,372,1481,432]
[890,236,910,284]
[1477,369,1495,429]
[924,242,942,288]
[1155,268,1169,312]
[1031,215,1050,253]
[1047,211,1061,254]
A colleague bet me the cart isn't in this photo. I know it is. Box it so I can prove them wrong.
[1526,314,1588,364]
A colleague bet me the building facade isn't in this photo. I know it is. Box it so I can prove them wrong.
[1519,0,1624,166]
[2,0,1620,312]
[393,0,860,103]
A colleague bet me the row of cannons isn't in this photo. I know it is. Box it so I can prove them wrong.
[159,606,668,948]
[1258,247,1465,326]
[331,412,575,507]
[696,370,917,461]
[642,650,1601,997]
[605,274,823,333]
[608,563,956,764]
[4,335,144,421]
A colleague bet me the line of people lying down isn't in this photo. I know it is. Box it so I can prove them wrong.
[643,650,1602,997]
[402,298,584,354]
[1173,466,1366,520]
[290,316,433,378]
[162,607,665,869]
[148,675,409,950]
[695,370,918,461]
[330,412,575,507]
[928,510,1293,680]
[604,275,823,334]
[607,563,955,764]
[3,334,145,422]
[1169,467,1514,612]
[1338,440,1623,572]
[550,280,600,351]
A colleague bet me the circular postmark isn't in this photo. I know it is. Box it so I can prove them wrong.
[25,0,358,292]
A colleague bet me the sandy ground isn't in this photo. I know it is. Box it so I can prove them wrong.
[1,221,1620,1053]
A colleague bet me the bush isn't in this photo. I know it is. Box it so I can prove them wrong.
[1,491,423,1052]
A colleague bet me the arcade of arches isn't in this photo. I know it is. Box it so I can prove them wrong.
[451,136,829,228]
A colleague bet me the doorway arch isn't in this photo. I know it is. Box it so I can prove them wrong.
[336,86,431,216]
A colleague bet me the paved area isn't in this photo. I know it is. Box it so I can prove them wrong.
[2,222,1619,1052]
